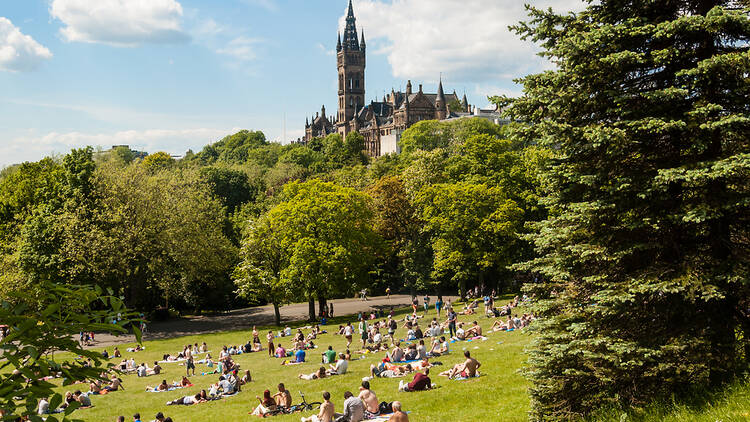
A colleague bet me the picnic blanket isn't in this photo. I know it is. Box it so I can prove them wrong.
[368,411,411,421]
[451,373,481,381]
[146,384,194,393]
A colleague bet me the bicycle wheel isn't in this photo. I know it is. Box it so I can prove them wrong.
[305,402,322,411]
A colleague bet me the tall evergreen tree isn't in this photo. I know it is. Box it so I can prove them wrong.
[502,1,750,419]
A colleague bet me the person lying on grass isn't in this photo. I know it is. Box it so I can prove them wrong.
[399,368,432,392]
[301,391,334,422]
[166,391,207,406]
[439,350,481,379]
[299,366,328,380]
[370,363,414,378]
[145,379,170,392]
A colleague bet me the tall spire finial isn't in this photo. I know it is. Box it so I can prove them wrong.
[342,0,359,50]
[337,31,342,52]
[360,29,366,50]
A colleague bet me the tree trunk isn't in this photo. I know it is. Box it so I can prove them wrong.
[318,297,328,318]
[273,303,281,326]
[459,279,466,301]
[308,298,316,322]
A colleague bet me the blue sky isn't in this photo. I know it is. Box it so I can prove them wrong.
[0,0,582,167]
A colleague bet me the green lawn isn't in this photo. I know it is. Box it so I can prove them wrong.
[50,302,530,422]
[47,301,750,422]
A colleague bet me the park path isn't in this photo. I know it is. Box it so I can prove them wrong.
[90,294,458,347]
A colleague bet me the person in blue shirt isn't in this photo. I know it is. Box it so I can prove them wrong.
[295,348,306,363]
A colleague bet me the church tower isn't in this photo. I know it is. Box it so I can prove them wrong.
[337,0,366,126]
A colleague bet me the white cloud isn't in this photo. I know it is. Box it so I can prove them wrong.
[50,0,190,47]
[343,0,584,83]
[2,127,241,167]
[317,42,335,57]
[216,36,262,61]
[0,17,52,72]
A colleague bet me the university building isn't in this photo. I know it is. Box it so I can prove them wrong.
[303,1,502,157]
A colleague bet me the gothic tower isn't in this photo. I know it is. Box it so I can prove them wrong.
[337,0,366,126]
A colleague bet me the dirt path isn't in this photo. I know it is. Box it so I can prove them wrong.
[91,294,459,347]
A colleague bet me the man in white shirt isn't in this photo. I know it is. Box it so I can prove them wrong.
[329,354,348,375]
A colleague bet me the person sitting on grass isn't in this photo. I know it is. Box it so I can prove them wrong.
[440,350,481,379]
[73,390,92,408]
[104,376,124,392]
[273,383,292,408]
[301,390,334,422]
[359,380,379,418]
[453,323,466,341]
[323,345,337,364]
[428,337,448,357]
[329,353,348,375]
[399,368,432,392]
[388,401,409,422]
[251,389,276,417]
[240,369,252,385]
[149,362,162,375]
[275,344,287,358]
[89,379,102,395]
[389,342,405,362]
[299,366,328,380]
[179,376,191,387]
[465,321,482,338]
[333,391,364,422]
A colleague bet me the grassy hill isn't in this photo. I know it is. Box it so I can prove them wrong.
[47,301,749,421]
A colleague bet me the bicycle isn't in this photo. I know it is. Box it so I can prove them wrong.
[265,392,321,416]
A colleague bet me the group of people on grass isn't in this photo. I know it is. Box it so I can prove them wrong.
[252,380,410,422]
[31,291,531,421]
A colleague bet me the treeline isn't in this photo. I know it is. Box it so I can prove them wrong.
[0,119,546,320]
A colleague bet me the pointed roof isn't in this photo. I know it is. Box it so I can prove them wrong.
[342,0,360,50]
[337,32,342,52]
[360,30,366,49]
[436,76,446,104]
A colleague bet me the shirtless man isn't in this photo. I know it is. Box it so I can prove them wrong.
[442,350,481,379]
[358,380,379,417]
[301,391,334,422]
[272,383,292,408]
[465,321,482,338]
[388,401,409,422]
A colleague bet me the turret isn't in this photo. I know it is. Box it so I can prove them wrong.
[406,80,412,95]
[462,92,469,112]
[360,30,366,51]
[435,76,447,120]
[337,32,342,52]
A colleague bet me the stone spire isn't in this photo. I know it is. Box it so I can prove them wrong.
[360,30,366,50]
[436,76,447,120]
[462,92,469,112]
[342,0,359,50]
[337,32,342,52]
[406,80,412,95]
[436,76,446,106]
